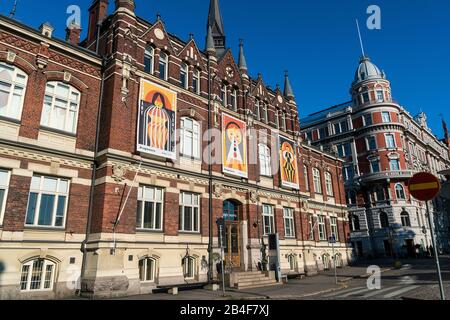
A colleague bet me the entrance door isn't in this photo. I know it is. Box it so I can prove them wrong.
[223,200,241,269]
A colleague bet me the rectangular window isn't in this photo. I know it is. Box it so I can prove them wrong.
[390,159,400,171]
[318,215,327,241]
[376,90,384,101]
[158,52,168,80]
[362,92,370,104]
[385,134,396,148]
[255,100,261,121]
[370,160,381,173]
[262,204,275,235]
[283,208,295,238]
[363,114,373,126]
[344,166,355,182]
[313,169,322,194]
[325,173,334,197]
[308,215,314,240]
[304,166,310,191]
[193,69,200,94]
[334,123,342,135]
[319,127,329,139]
[338,143,352,158]
[330,217,339,242]
[0,169,11,225]
[367,136,377,151]
[259,144,272,177]
[180,64,188,89]
[25,176,69,228]
[136,186,164,231]
[179,192,200,232]
[382,112,391,123]
[144,46,154,74]
[340,121,349,133]
[180,118,200,159]
[139,258,155,282]
[0,63,28,121]
[231,89,237,111]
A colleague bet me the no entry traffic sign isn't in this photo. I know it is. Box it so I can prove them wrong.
[408,172,441,201]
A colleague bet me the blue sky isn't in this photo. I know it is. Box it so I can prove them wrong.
[1,0,449,137]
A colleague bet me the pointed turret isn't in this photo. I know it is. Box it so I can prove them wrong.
[207,0,226,57]
[205,25,216,56]
[238,39,248,72]
[284,71,295,100]
[115,0,135,14]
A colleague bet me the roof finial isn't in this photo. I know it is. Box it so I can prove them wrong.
[238,39,248,71]
[356,19,366,59]
[156,13,161,21]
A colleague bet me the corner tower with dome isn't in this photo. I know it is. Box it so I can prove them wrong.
[301,55,450,258]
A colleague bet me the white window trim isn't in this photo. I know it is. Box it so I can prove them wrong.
[366,136,377,151]
[370,159,381,173]
[330,217,339,242]
[0,62,28,121]
[382,112,391,123]
[139,257,156,283]
[262,204,275,236]
[180,117,201,159]
[325,172,334,197]
[304,166,310,191]
[231,89,237,111]
[25,176,70,229]
[313,168,322,194]
[20,259,56,292]
[318,215,327,241]
[183,256,197,280]
[258,144,272,177]
[0,169,11,226]
[193,68,201,94]
[363,113,373,126]
[180,63,189,90]
[221,84,228,107]
[179,192,200,233]
[144,46,154,74]
[283,207,295,238]
[137,186,164,231]
[396,183,406,200]
[159,52,168,80]
[385,133,396,149]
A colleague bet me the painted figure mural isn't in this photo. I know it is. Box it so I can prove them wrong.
[137,79,177,160]
[279,136,300,189]
[222,114,248,178]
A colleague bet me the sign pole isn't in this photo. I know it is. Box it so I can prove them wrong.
[219,224,226,297]
[425,201,446,301]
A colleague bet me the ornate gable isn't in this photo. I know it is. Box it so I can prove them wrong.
[139,20,175,55]
[251,76,270,101]
[217,49,241,84]
[178,39,206,70]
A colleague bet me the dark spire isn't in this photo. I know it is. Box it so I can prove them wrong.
[205,25,216,55]
[238,39,248,72]
[207,0,226,57]
[284,71,295,100]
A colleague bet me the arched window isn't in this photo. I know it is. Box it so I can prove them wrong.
[325,172,334,196]
[258,144,272,177]
[180,63,188,89]
[20,258,56,291]
[144,45,154,74]
[180,117,200,159]
[139,257,156,282]
[41,81,80,134]
[401,211,411,227]
[158,51,168,80]
[182,256,196,279]
[350,214,360,231]
[313,168,322,194]
[193,68,200,94]
[396,184,406,200]
[322,254,331,270]
[380,211,390,228]
[0,62,28,120]
[288,254,297,272]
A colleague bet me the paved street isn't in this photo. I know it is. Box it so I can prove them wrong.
[115,256,450,301]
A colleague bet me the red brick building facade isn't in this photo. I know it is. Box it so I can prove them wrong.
[0,0,351,299]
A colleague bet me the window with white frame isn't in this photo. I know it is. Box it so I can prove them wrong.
[25,176,70,228]
[136,186,164,231]
[193,68,200,94]
[401,211,411,227]
[221,84,227,107]
[158,52,168,80]
[288,255,296,271]
[363,114,373,126]
[382,112,391,123]
[396,184,406,200]
[390,159,400,171]
[350,214,360,232]
[139,257,156,282]
[366,136,377,151]
[180,63,188,89]
[260,102,268,123]
[370,159,381,173]
[325,172,334,197]
[313,168,322,194]
[20,258,56,291]
[231,89,237,111]
[0,62,27,120]
[262,204,275,235]
[318,215,327,241]
[180,117,201,159]
[308,214,314,240]
[179,192,200,232]
[255,99,261,120]
[182,256,196,279]
[281,112,287,130]
[0,169,10,225]
[275,110,280,129]
[304,165,310,191]
[343,166,355,182]
[144,45,154,74]
[330,217,339,241]
[41,82,80,134]
[284,208,295,238]
[385,134,396,149]
[376,90,384,102]
[259,144,272,177]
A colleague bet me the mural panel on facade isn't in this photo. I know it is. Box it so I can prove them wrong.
[222,114,248,178]
[279,135,300,189]
[137,79,177,160]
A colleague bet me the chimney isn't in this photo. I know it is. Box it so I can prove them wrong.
[87,0,109,44]
[39,22,54,38]
[115,0,135,13]
[66,21,82,46]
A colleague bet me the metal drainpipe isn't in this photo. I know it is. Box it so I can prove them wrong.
[207,54,214,284]
[80,55,106,295]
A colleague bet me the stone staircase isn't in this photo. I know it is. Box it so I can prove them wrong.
[229,271,281,290]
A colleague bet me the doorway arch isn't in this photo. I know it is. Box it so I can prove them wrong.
[222,200,243,270]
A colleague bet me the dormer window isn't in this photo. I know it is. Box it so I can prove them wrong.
[158,52,168,81]
[144,46,154,74]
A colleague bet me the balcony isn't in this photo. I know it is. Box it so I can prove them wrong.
[357,170,414,184]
